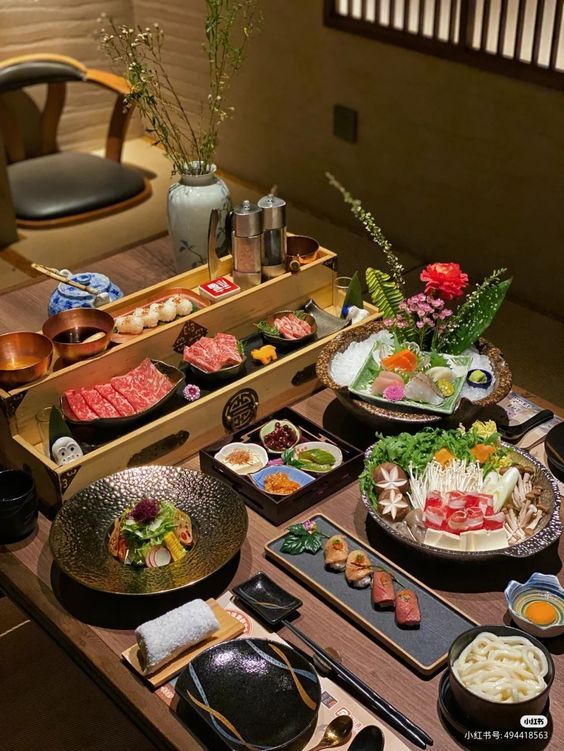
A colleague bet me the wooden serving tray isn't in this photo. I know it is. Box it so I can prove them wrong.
[0,246,380,508]
[121,599,244,688]
[265,514,479,675]
[200,407,364,525]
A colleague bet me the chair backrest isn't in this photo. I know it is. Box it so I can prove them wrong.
[0,55,88,164]
[0,54,132,165]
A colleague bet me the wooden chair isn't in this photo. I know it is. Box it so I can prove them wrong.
[0,53,151,229]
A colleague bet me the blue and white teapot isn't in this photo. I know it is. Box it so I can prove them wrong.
[48,270,123,317]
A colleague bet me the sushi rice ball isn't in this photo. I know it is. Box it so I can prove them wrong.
[138,306,159,328]
[154,299,177,322]
[170,295,193,317]
[115,314,144,335]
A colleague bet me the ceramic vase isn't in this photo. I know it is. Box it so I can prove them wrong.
[167,164,231,273]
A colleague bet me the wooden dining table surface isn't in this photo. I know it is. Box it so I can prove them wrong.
[0,238,562,751]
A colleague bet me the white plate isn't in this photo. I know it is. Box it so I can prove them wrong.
[215,442,268,475]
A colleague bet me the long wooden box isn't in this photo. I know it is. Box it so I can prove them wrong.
[0,249,379,508]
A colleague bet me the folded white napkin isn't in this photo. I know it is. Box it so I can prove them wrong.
[136,598,219,675]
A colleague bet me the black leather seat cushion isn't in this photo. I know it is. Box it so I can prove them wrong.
[8,152,145,221]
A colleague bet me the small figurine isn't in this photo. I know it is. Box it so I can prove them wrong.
[51,436,84,466]
[251,345,278,365]
[48,406,84,466]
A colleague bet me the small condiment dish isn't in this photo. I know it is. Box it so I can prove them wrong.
[292,441,343,473]
[504,573,564,638]
[214,442,268,475]
[259,419,301,454]
[251,465,314,496]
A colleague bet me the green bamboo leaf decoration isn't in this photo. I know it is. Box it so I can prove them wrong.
[437,275,512,354]
[365,267,404,319]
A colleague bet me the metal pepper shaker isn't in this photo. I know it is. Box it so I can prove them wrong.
[258,193,287,281]
[231,200,262,290]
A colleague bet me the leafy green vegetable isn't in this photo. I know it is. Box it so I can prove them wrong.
[437,272,512,355]
[120,502,177,565]
[255,320,280,337]
[342,271,364,311]
[365,267,404,319]
[429,352,449,367]
[280,521,327,555]
[297,449,335,465]
[359,425,513,511]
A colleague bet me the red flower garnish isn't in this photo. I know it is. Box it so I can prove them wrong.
[420,263,469,300]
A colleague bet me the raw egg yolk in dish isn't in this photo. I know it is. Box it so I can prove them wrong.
[523,600,558,626]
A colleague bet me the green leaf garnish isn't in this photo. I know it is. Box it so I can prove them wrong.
[280,521,327,555]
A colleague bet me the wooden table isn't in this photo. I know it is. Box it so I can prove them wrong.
[0,242,562,751]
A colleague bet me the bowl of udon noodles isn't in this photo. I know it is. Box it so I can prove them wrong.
[448,625,554,729]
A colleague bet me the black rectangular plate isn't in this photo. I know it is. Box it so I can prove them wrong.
[233,572,302,626]
[199,408,364,525]
[265,514,478,675]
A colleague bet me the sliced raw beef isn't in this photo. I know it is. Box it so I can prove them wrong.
[111,359,172,411]
[94,383,135,417]
[81,387,120,419]
[274,313,312,340]
[184,333,242,372]
[64,389,98,421]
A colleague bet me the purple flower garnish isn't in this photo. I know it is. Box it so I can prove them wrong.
[383,383,406,402]
[183,384,201,402]
[131,498,160,523]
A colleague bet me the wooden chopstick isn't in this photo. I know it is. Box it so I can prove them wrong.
[31,263,100,295]
[282,618,432,748]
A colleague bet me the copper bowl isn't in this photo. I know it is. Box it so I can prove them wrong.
[0,332,53,388]
[286,235,319,270]
[43,308,115,363]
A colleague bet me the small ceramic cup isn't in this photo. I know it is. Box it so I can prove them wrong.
[0,470,38,543]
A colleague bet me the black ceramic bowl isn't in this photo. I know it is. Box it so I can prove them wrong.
[176,638,321,750]
[448,625,554,730]
[0,470,38,543]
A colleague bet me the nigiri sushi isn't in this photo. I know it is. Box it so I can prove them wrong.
[371,370,404,396]
[404,373,443,405]
[169,295,193,317]
[372,570,395,609]
[323,535,349,572]
[345,550,372,588]
[115,313,144,335]
[395,589,421,628]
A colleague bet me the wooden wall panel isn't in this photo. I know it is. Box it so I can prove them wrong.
[0,0,143,152]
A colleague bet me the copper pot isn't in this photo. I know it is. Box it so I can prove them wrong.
[0,331,53,388]
[43,308,114,363]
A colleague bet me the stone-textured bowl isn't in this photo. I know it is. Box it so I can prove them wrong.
[49,466,248,595]
[315,320,513,425]
[360,442,561,561]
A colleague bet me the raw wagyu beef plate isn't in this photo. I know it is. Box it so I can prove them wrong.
[62,358,182,425]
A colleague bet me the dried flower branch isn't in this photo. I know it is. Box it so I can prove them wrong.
[96,2,260,175]
[326,172,405,289]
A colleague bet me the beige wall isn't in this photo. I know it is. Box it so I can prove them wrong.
[0,0,143,151]
[212,1,563,317]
